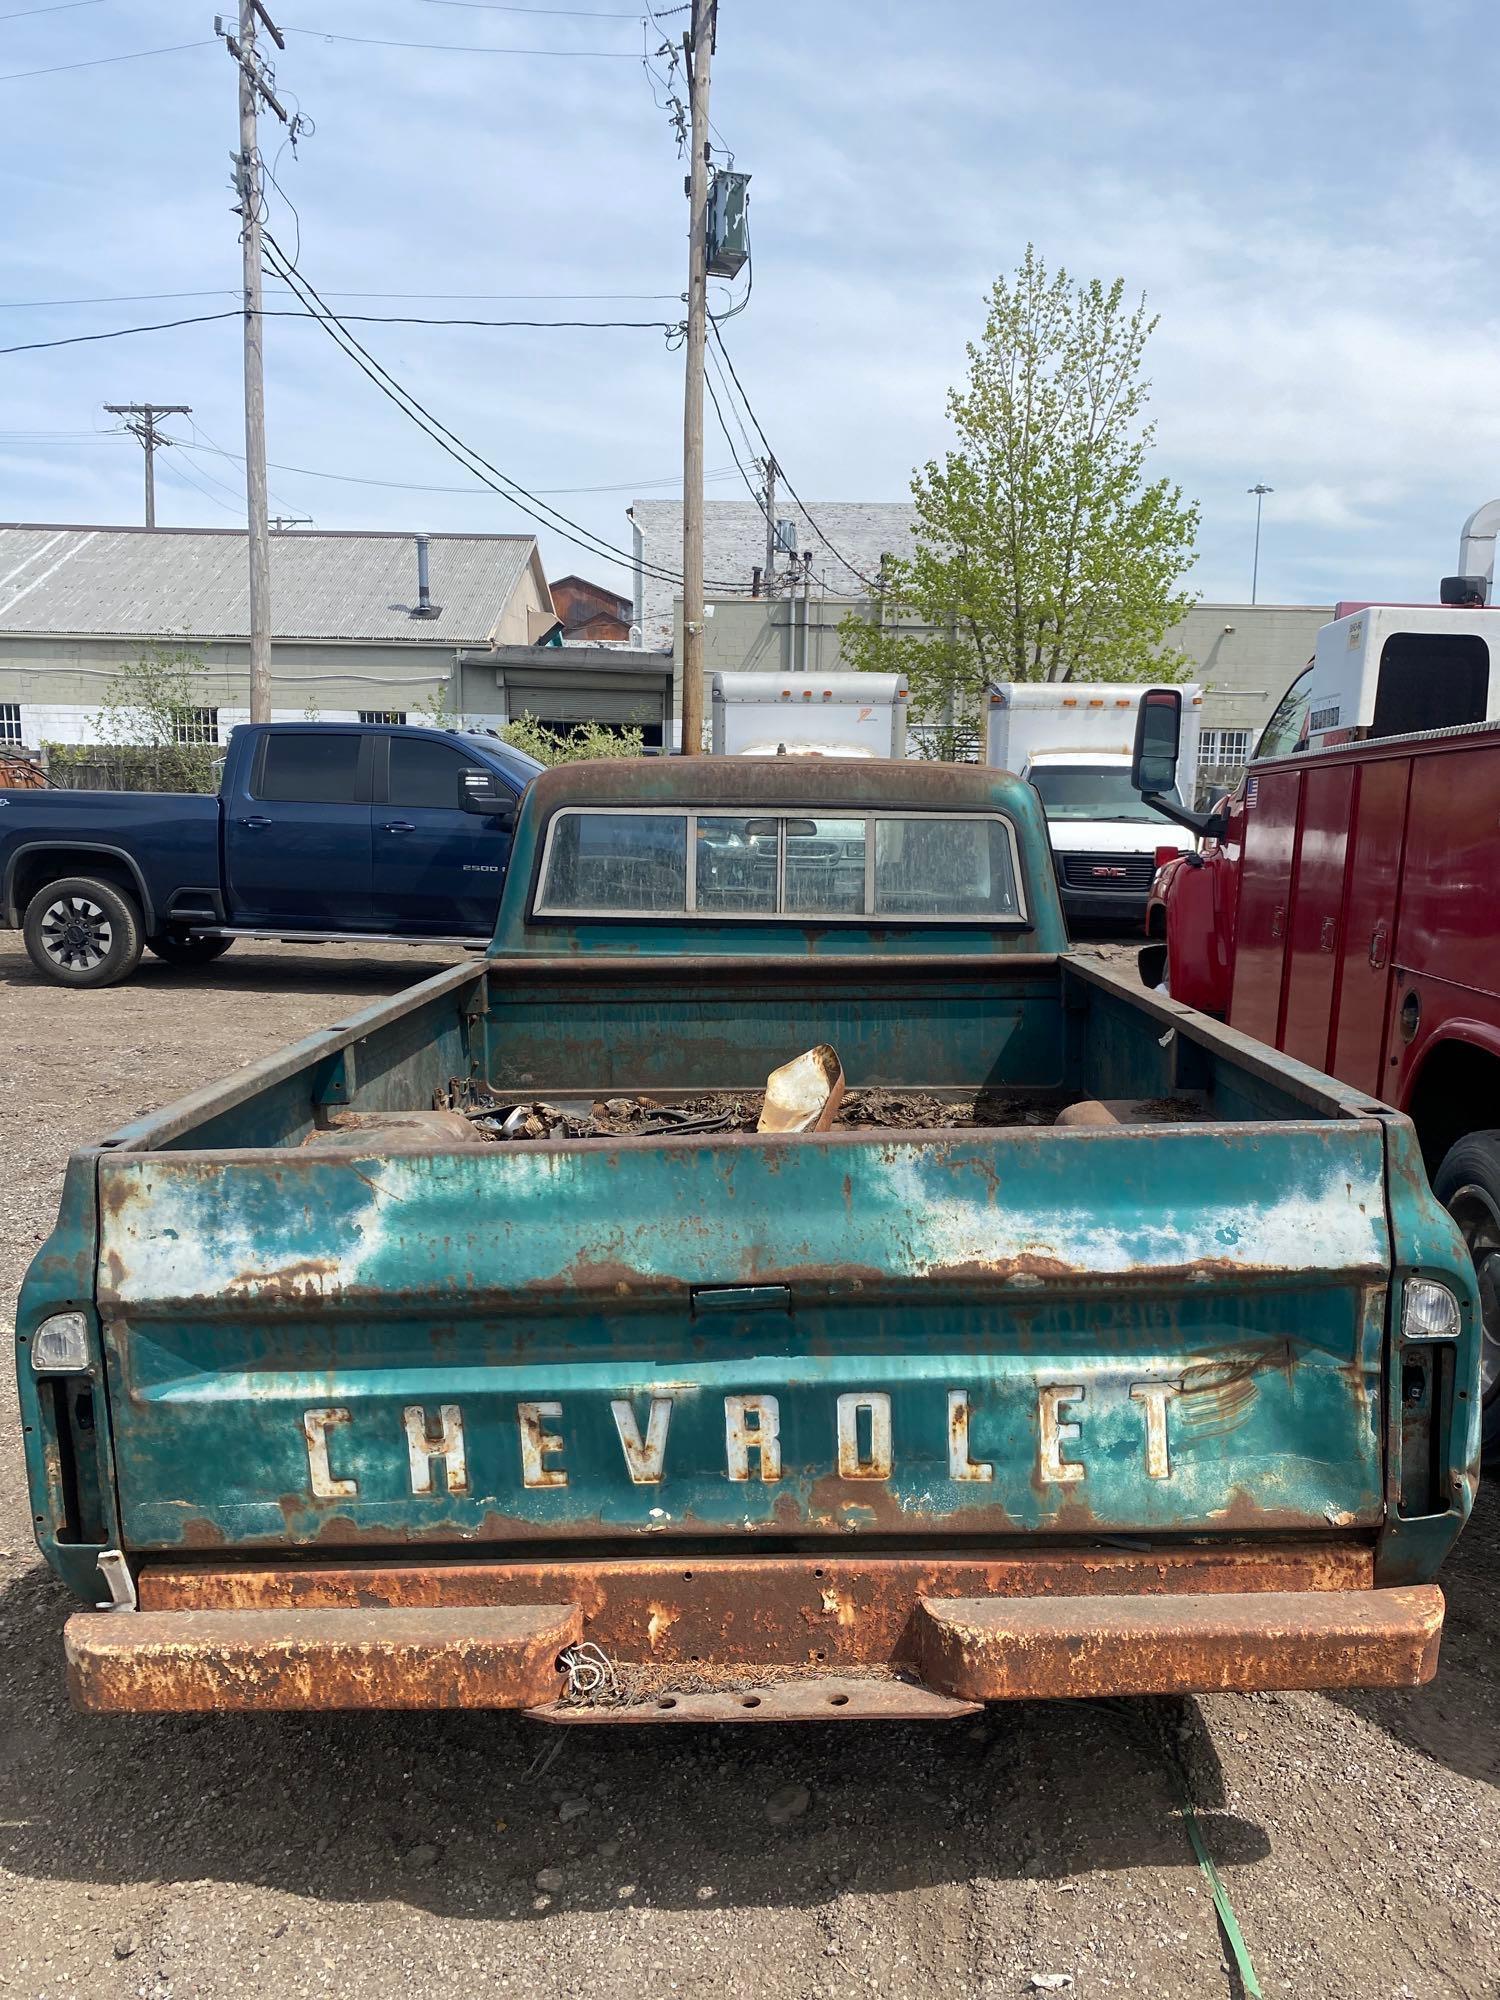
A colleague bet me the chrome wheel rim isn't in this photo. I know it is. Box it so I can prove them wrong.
[1447,1180,1500,1404]
[40,894,113,972]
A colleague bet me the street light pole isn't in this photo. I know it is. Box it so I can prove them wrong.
[1248,483,1273,605]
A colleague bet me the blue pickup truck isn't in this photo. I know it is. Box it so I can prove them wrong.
[0,721,543,987]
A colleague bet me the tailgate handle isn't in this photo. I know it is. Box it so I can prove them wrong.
[692,1284,791,1316]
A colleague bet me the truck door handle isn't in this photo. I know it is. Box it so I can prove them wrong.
[383,821,416,833]
[238,815,272,830]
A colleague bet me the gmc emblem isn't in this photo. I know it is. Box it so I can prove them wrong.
[1091,865,1128,878]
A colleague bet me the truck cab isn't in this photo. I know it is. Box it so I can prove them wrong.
[15,757,1481,1722]
[0,721,543,987]
[1136,589,1500,1449]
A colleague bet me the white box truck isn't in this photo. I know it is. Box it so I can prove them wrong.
[711,672,909,759]
[986,682,1203,928]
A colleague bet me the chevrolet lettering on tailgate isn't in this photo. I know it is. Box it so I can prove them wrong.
[303,1382,1180,1499]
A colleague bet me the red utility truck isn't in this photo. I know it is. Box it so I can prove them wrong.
[1134,582,1500,1451]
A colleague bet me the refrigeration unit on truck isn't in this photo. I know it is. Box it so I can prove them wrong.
[1133,581,1500,1451]
[18,756,1479,1723]
[711,671,908,758]
[987,682,1203,926]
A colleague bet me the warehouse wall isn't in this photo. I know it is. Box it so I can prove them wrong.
[0,635,468,746]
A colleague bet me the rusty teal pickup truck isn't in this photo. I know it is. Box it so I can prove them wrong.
[16,758,1482,1723]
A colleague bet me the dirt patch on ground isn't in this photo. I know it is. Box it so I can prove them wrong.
[0,931,1495,2000]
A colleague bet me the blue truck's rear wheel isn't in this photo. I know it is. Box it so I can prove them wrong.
[22,874,143,988]
[1433,1130,1500,1458]
[147,933,235,968]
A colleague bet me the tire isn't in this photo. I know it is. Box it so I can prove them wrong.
[1432,1131,1500,1457]
[147,933,234,969]
[22,875,144,989]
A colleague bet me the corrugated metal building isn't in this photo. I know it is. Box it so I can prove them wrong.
[0,523,558,746]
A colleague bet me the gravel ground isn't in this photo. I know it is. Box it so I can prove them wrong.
[0,930,1496,2000]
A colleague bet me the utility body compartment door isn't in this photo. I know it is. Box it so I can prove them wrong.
[93,1120,1391,1556]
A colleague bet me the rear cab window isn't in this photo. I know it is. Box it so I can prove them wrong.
[255,731,364,803]
[535,809,1026,922]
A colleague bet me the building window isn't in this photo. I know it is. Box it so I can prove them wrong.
[1199,728,1252,770]
[172,706,220,747]
[0,703,22,746]
[359,709,407,725]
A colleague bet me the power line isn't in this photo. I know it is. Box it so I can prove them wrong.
[0,303,684,357]
[422,0,643,13]
[0,0,104,18]
[704,360,770,525]
[162,432,738,496]
[0,312,238,360]
[157,452,244,518]
[0,38,215,83]
[260,234,741,588]
[707,319,877,590]
[0,287,684,309]
[283,26,639,56]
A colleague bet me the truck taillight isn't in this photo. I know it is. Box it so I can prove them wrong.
[1154,846,1180,868]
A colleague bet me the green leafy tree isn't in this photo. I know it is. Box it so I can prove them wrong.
[78,641,220,791]
[500,711,645,764]
[844,247,1199,750]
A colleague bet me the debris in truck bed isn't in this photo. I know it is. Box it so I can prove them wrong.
[442,1080,1060,1140]
[758,1043,845,1134]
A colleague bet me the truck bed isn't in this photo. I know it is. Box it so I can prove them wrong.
[59,951,1415,1567]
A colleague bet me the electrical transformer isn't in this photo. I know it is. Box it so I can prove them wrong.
[706,170,750,278]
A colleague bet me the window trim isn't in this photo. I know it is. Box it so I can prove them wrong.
[532,805,1029,925]
[382,732,490,811]
[0,701,23,747]
[250,728,373,806]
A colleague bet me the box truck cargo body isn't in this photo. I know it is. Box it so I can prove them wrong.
[986,683,1202,928]
[711,673,908,759]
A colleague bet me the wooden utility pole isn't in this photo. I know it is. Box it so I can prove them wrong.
[762,454,777,597]
[104,404,192,527]
[679,0,715,756]
[222,0,288,723]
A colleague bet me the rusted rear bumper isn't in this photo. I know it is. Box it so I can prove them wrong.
[64,1550,1445,1716]
[66,1604,580,1714]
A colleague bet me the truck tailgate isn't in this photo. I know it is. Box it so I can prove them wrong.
[94,1117,1390,1552]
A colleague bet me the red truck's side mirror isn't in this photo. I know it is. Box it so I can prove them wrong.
[1131,687,1229,843]
[1131,688,1182,795]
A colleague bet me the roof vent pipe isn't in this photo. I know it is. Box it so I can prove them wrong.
[1457,499,1500,601]
[410,534,442,619]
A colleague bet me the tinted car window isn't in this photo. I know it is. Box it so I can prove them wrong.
[541,811,688,912]
[389,737,488,810]
[258,732,362,804]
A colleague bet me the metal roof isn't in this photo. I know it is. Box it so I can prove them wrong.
[0,525,540,645]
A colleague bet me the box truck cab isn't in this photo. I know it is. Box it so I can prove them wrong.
[987,683,1202,928]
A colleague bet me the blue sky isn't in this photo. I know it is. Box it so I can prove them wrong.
[3,0,1497,606]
